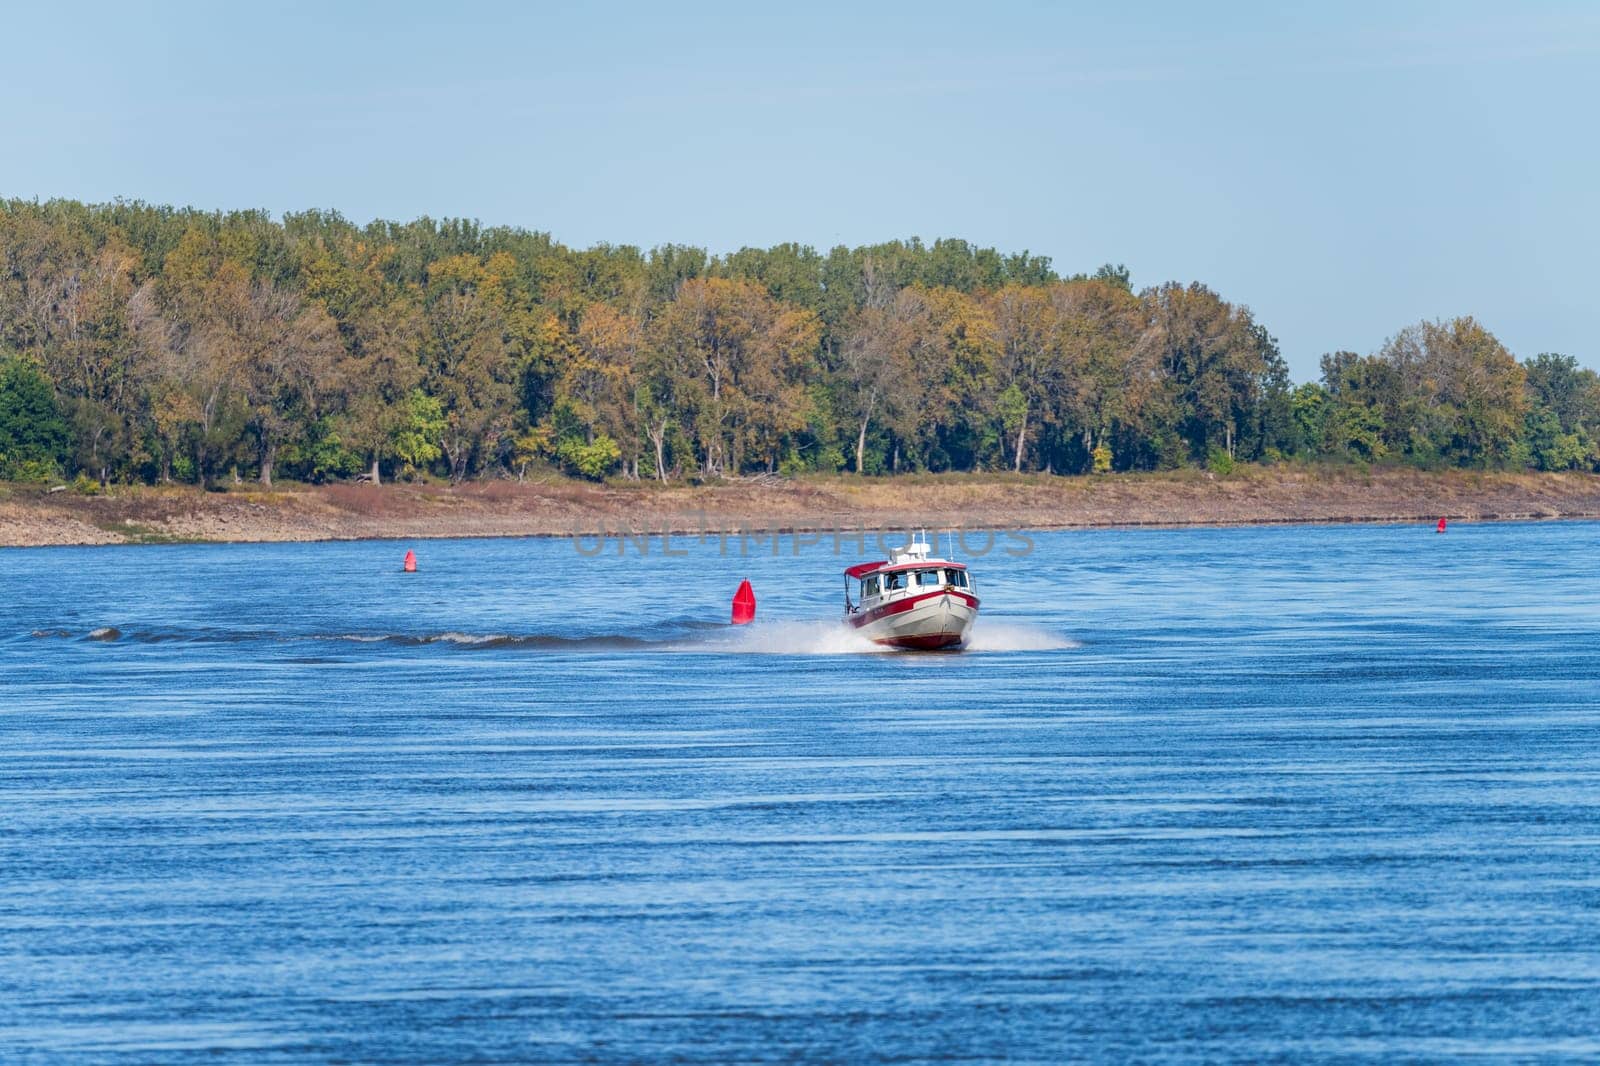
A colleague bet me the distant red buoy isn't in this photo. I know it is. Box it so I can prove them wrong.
[403,549,417,572]
[731,579,756,625]
[1436,517,1447,534]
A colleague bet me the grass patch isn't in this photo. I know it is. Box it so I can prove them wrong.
[89,518,206,544]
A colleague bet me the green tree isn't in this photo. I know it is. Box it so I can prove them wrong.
[1522,352,1600,469]
[421,254,518,481]
[215,273,342,485]
[1050,278,1149,472]
[648,277,817,476]
[1289,382,1329,456]
[1142,282,1283,464]
[985,285,1065,472]
[340,294,426,484]
[1521,406,1588,471]
[0,354,69,479]
[1320,352,1397,461]
[1378,317,1526,466]
[392,389,445,476]
[837,288,928,474]
[563,301,645,477]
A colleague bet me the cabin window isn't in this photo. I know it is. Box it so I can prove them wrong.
[884,572,905,591]
[863,575,880,598]
[917,569,942,587]
[949,569,969,588]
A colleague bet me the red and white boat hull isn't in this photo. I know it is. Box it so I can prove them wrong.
[847,589,979,650]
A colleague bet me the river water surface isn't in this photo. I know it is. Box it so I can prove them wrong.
[4,521,1600,1062]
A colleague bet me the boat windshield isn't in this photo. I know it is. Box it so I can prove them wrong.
[869,567,972,594]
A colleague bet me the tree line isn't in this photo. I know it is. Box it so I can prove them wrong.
[1,198,1595,488]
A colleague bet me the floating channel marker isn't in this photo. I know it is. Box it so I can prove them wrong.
[731,579,756,625]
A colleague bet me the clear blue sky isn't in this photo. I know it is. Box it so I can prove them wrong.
[6,1,1596,379]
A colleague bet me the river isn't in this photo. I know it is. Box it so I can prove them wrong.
[4,521,1599,1062]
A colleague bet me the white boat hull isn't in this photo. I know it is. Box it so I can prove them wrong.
[847,589,979,650]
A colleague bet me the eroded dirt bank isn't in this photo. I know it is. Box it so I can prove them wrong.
[4,468,1600,548]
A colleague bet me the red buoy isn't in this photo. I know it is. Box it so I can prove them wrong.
[731,579,756,625]
[1436,517,1447,534]
[403,549,417,572]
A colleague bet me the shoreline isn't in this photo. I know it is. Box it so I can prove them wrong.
[4,467,1600,548]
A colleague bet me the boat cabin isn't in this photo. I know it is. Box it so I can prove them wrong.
[843,537,972,615]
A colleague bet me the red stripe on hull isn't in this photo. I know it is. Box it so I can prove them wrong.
[873,631,966,650]
[847,588,980,628]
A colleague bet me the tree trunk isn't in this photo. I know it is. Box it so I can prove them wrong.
[442,435,468,484]
[652,429,668,483]
[856,416,870,475]
[259,440,276,487]
[370,454,382,485]
[90,428,107,485]
[1013,405,1029,473]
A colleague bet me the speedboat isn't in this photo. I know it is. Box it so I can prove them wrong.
[843,534,979,650]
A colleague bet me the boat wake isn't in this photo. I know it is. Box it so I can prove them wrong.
[680,620,891,655]
[30,618,1075,655]
[963,621,1080,652]
[708,619,1078,655]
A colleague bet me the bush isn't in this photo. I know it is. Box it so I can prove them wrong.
[2,456,61,483]
[1091,443,1112,474]
[72,472,101,495]
[1207,447,1236,476]
[556,434,622,480]
[290,420,363,483]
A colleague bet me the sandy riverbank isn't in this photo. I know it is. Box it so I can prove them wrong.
[3,467,1600,548]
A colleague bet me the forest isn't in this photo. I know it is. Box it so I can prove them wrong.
[1,198,1595,489]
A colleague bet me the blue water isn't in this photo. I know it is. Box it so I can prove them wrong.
[4,522,1600,1063]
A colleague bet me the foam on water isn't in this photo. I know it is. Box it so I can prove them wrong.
[963,620,1080,652]
[681,619,891,655]
[703,618,1077,656]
